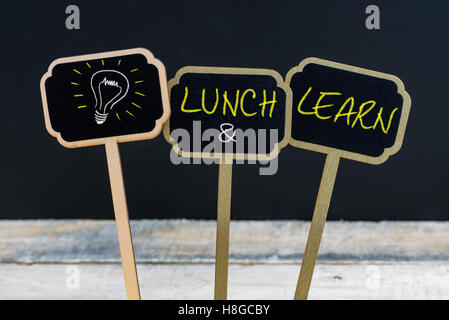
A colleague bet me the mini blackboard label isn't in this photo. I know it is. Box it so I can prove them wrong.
[40,48,170,148]
[286,58,411,164]
[164,67,292,160]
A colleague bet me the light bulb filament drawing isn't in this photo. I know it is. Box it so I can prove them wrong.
[100,78,120,87]
[91,70,129,124]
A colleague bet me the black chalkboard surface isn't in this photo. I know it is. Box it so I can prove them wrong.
[286,58,410,164]
[41,48,170,147]
[164,67,291,160]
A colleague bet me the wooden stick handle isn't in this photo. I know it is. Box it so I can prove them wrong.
[214,162,233,300]
[105,140,141,300]
[294,153,340,300]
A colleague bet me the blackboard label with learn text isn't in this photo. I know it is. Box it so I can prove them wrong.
[286,58,411,164]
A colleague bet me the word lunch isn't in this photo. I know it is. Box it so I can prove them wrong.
[179,86,278,119]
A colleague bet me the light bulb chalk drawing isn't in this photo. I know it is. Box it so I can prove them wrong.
[71,61,143,124]
[91,70,130,124]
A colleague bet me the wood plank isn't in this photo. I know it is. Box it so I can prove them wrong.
[0,220,448,263]
[1,220,448,299]
[0,262,448,299]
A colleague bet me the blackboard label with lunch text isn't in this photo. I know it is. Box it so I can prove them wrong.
[164,67,292,161]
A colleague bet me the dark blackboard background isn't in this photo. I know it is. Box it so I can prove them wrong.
[0,1,444,220]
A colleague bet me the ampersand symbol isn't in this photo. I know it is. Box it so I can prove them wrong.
[218,123,236,143]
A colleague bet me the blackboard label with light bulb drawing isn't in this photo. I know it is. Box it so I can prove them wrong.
[40,48,170,148]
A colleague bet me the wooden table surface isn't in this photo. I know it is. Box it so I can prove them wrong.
[0,220,448,299]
